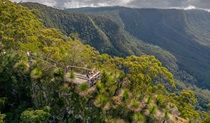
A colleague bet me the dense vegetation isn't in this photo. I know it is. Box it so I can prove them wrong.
[69,7,210,91]
[69,6,210,90]
[21,3,142,57]
[1,0,210,122]
[21,3,210,110]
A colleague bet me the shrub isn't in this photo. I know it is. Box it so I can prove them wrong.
[69,70,74,79]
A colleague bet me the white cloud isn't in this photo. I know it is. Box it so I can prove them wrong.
[184,5,196,10]
[10,0,210,10]
[11,0,56,6]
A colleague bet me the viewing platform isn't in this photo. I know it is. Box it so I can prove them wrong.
[26,51,101,87]
[64,66,101,87]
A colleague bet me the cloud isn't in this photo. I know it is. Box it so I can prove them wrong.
[183,5,196,10]
[127,0,189,8]
[63,0,134,8]
[10,0,210,10]
[12,0,56,7]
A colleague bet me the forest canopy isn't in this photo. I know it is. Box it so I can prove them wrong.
[0,0,210,122]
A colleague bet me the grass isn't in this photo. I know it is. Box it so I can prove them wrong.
[69,70,74,79]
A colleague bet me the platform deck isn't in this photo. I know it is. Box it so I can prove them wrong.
[65,71,101,86]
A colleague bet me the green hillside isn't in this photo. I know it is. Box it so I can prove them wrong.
[119,8,210,88]
[21,3,210,109]
[21,3,179,61]
[2,0,210,122]
[21,3,136,57]
[69,7,210,89]
[21,3,183,80]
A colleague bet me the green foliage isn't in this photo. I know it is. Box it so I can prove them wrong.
[14,60,29,73]
[21,2,210,111]
[156,94,165,107]
[147,96,152,104]
[149,106,157,115]
[80,83,88,91]
[53,68,64,78]
[173,90,200,121]
[133,112,145,122]
[0,98,7,111]
[130,99,138,108]
[122,89,129,101]
[101,71,109,83]
[20,106,51,123]
[203,115,210,123]
[31,68,43,79]
[0,1,207,123]
[94,95,108,108]
[164,110,169,119]
[69,70,75,79]
[96,83,104,91]
[207,103,210,108]
[0,113,6,123]
[118,72,126,81]
[179,90,197,104]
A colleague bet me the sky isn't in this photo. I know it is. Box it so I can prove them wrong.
[10,0,210,10]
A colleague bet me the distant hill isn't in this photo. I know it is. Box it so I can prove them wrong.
[22,3,186,84]
[69,7,210,89]
[22,3,210,109]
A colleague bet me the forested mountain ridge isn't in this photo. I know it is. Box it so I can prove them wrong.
[21,2,140,57]
[69,7,210,90]
[1,0,210,122]
[22,2,210,110]
[21,3,179,65]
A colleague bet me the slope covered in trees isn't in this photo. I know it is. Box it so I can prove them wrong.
[21,3,210,110]
[21,2,137,57]
[69,7,210,89]
[1,0,210,122]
